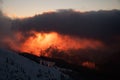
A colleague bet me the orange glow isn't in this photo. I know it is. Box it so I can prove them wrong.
[82,61,96,69]
[15,31,104,56]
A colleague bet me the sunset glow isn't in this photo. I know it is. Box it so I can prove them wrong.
[14,31,104,56]
[2,0,120,18]
[82,61,96,69]
[0,0,120,79]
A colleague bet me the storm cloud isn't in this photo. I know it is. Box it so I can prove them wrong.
[0,11,20,50]
[11,9,120,68]
[12,9,120,44]
[0,9,120,72]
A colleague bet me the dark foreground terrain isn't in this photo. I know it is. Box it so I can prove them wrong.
[19,52,120,80]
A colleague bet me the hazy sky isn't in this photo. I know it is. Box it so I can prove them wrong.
[1,0,120,18]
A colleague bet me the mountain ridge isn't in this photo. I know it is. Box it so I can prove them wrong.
[0,48,70,80]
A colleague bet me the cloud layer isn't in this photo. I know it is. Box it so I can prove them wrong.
[12,10,120,43]
[0,9,120,71]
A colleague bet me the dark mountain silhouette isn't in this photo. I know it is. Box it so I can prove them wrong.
[0,48,70,80]
[18,52,119,80]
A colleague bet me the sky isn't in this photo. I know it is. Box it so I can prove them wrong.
[1,0,120,18]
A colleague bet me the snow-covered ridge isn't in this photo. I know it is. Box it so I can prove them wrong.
[0,48,70,80]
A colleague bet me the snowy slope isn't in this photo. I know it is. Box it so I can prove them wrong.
[0,48,70,80]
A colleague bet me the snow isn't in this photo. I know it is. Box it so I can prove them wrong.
[0,48,70,80]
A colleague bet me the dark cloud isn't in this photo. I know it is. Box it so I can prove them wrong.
[0,9,120,72]
[11,10,120,67]
[0,11,20,49]
[12,9,120,46]
[0,11,12,39]
[1,9,120,52]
